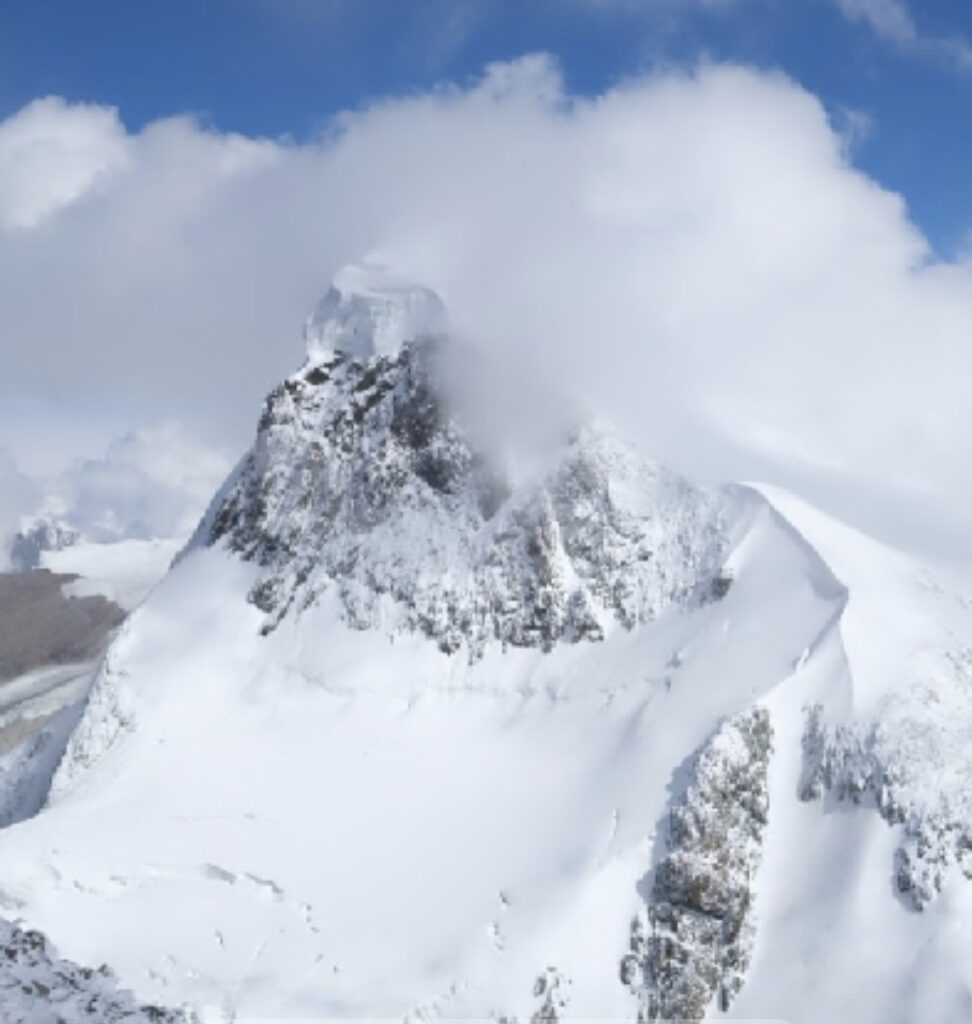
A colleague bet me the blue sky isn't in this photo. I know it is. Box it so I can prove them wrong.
[2,0,972,252]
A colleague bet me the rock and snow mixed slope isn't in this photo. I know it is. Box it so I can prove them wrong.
[197,326,729,653]
[0,919,189,1024]
[1,264,972,1022]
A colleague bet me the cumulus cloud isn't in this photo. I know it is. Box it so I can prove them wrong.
[0,424,229,565]
[1,57,972,557]
[49,424,230,543]
[0,97,131,230]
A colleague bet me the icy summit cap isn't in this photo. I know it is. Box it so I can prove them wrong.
[303,262,448,363]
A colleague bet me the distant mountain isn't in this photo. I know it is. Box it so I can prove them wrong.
[9,518,80,572]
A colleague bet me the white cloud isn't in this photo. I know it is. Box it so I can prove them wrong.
[0,424,229,564]
[1,57,972,558]
[0,97,131,230]
[836,0,916,44]
[50,424,230,543]
[835,0,972,70]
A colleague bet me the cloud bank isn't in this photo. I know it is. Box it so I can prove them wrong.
[2,56,972,558]
[0,425,229,567]
[50,424,230,544]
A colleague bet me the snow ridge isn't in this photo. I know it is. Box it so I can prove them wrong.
[48,632,135,801]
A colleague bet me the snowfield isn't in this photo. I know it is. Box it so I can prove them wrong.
[3,266,972,1022]
[1,487,840,1022]
[42,537,184,612]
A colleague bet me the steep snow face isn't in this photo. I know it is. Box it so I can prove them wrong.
[303,262,447,362]
[192,332,730,657]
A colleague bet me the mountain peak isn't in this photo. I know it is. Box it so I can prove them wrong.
[195,323,730,654]
[303,262,447,363]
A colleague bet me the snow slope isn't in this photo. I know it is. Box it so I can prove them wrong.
[0,487,835,1022]
[3,267,972,1022]
[732,487,972,1024]
[42,537,182,611]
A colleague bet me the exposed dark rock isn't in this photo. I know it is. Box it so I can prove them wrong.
[530,967,569,1024]
[0,571,125,684]
[643,707,773,1020]
[194,338,729,657]
[0,917,191,1022]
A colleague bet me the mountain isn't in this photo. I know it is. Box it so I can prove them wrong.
[2,264,972,1023]
[9,519,80,573]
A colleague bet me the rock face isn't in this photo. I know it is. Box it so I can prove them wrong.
[0,918,190,1023]
[643,707,773,1021]
[0,571,125,684]
[193,270,729,657]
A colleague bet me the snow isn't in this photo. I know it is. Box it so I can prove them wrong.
[303,262,447,362]
[42,537,182,610]
[0,484,844,1021]
[0,918,189,1023]
[730,485,972,1024]
[0,663,91,740]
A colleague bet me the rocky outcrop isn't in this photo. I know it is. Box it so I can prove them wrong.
[643,707,773,1020]
[0,918,190,1023]
[196,331,729,658]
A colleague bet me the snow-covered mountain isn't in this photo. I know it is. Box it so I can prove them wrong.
[3,264,972,1023]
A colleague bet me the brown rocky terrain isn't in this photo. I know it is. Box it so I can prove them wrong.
[0,570,125,685]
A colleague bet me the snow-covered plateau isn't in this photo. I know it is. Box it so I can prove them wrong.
[2,263,972,1023]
